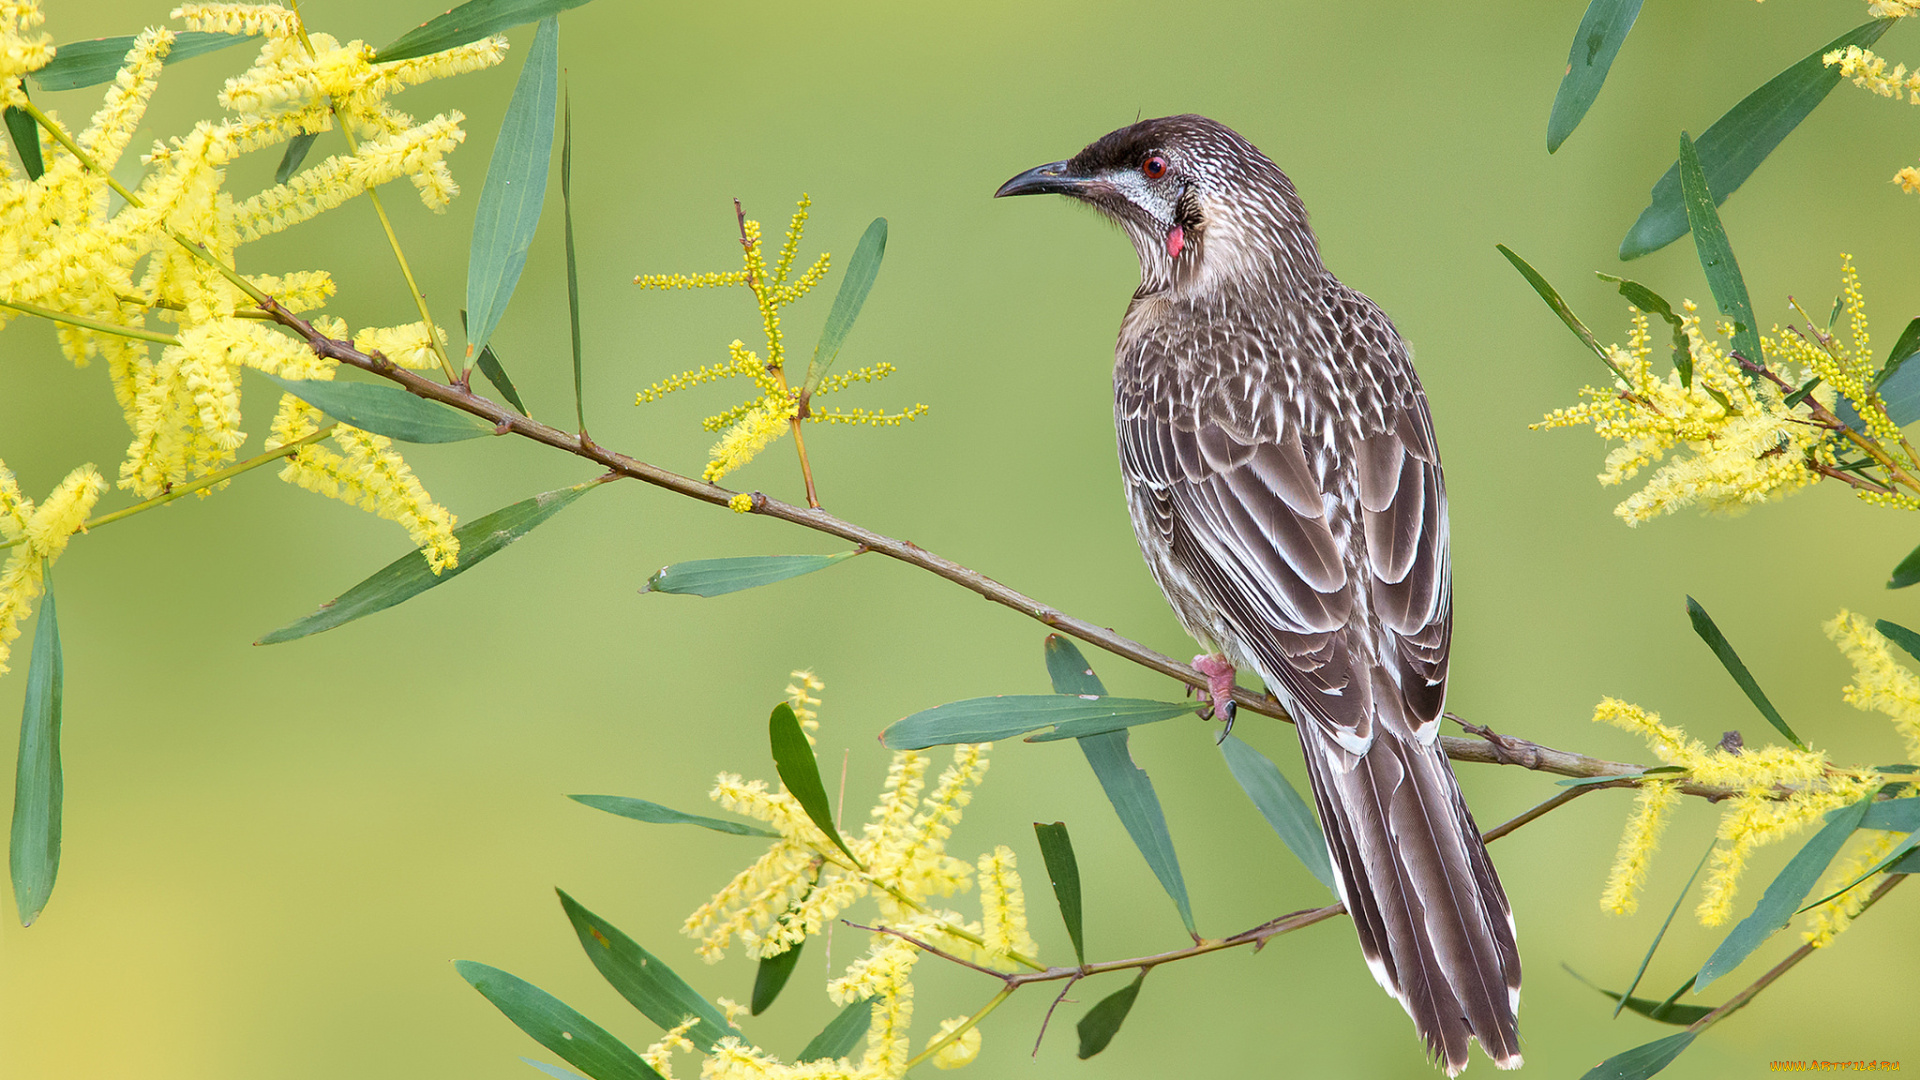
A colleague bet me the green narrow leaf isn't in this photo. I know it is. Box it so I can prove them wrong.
[461,309,530,415]
[750,940,802,1016]
[1697,795,1871,991]
[1618,835,1715,1014]
[455,961,662,1080]
[4,103,42,181]
[1888,546,1920,590]
[1859,795,1920,831]
[1685,596,1803,749]
[262,374,497,442]
[801,218,888,394]
[9,572,61,926]
[375,0,597,63]
[31,31,249,91]
[1218,735,1334,891]
[769,703,860,866]
[1075,972,1146,1059]
[1876,618,1920,662]
[1620,19,1896,258]
[566,794,779,837]
[1079,730,1194,934]
[257,482,596,644]
[1496,244,1613,369]
[642,553,859,598]
[465,14,559,362]
[1032,821,1085,964]
[882,696,1192,751]
[275,130,319,184]
[1675,135,1764,371]
[1546,0,1644,153]
[797,998,874,1063]
[555,891,739,1051]
[1581,1031,1699,1080]
[1797,828,1920,913]
[1889,847,1920,873]
[1874,318,1920,405]
[562,87,584,432]
[1043,633,1105,696]
[1563,966,1715,1026]
[1596,273,1694,385]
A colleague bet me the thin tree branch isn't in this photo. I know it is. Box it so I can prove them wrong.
[253,294,1761,797]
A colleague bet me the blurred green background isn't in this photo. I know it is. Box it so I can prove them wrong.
[4,1,1919,1076]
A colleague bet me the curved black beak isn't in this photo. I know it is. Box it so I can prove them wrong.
[994,160,1091,198]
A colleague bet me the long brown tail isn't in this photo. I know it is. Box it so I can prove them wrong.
[1297,718,1522,1075]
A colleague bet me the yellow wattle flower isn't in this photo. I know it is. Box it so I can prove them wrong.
[927,1017,983,1070]
[0,463,105,674]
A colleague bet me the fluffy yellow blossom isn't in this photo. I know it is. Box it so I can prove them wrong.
[976,846,1037,968]
[172,2,303,37]
[786,669,825,737]
[1825,44,1920,103]
[352,321,449,369]
[926,1017,983,1070]
[0,463,105,673]
[827,929,921,1075]
[1536,303,1834,524]
[0,9,491,573]
[1826,610,1920,767]
[1590,696,1874,924]
[634,195,922,484]
[0,0,54,108]
[1869,0,1920,17]
[643,1016,702,1080]
[728,492,755,513]
[1599,779,1681,915]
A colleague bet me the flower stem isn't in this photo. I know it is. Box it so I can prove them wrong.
[0,298,181,345]
[903,986,1013,1070]
[0,425,336,551]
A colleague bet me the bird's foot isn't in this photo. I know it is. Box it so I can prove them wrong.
[1192,653,1238,742]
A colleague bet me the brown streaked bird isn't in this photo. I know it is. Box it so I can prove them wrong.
[996,115,1521,1074]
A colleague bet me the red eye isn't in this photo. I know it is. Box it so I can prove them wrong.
[1142,155,1168,180]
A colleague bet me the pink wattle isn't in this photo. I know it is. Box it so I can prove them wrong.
[1166,225,1184,259]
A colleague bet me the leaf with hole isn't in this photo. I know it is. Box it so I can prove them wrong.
[769,703,860,865]
[262,374,496,442]
[557,891,738,1050]
[465,15,559,362]
[375,0,598,63]
[642,553,858,597]
[881,695,1191,750]
[1076,972,1145,1059]
[1033,821,1085,964]
[1686,596,1802,748]
[455,961,662,1080]
[797,998,873,1063]
[1619,19,1895,259]
[802,218,887,394]
[1547,0,1644,153]
[567,794,778,837]
[32,31,249,91]
[1219,735,1333,890]
[9,574,61,927]
[257,482,595,643]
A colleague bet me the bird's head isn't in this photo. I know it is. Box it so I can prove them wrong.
[994,114,1322,296]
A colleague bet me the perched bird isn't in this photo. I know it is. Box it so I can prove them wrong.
[995,116,1521,1074]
